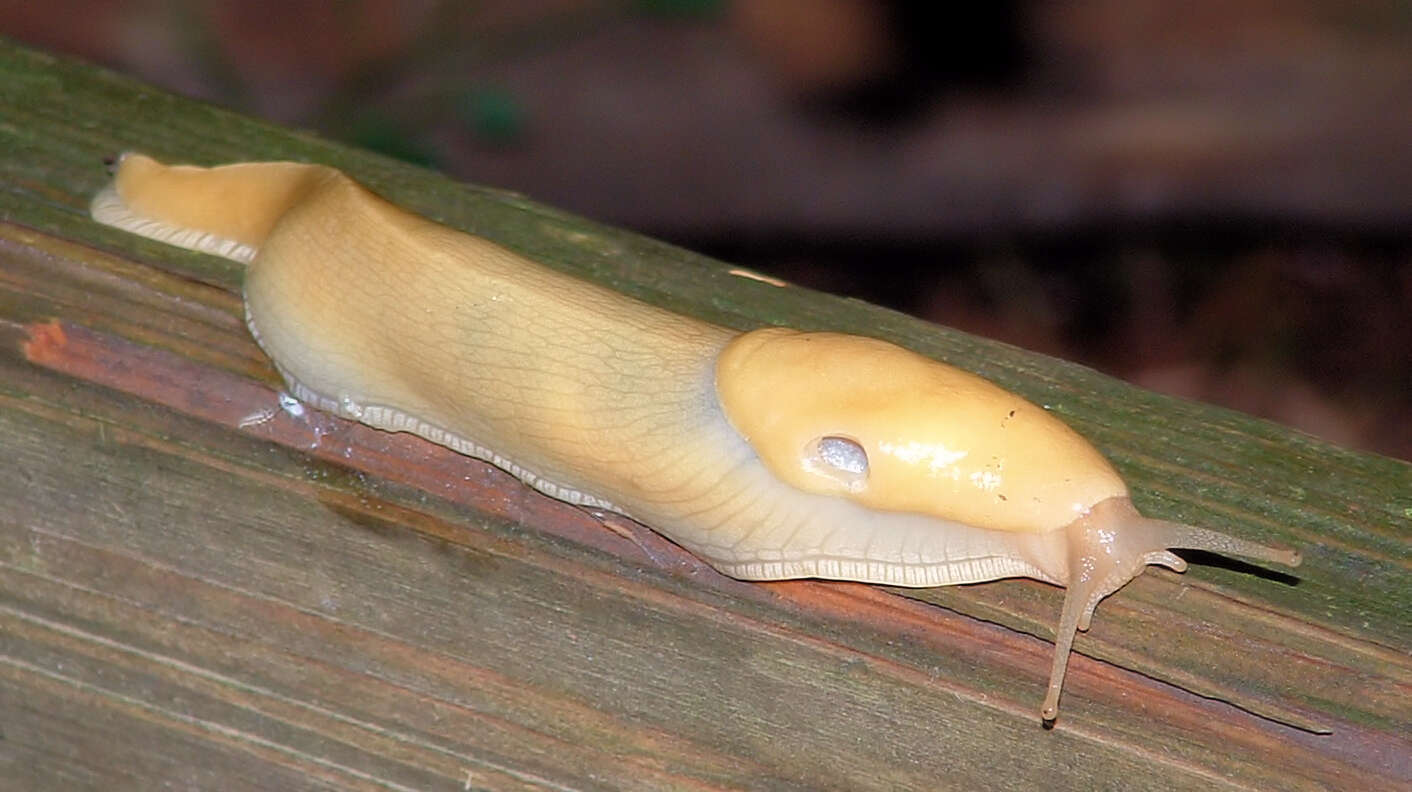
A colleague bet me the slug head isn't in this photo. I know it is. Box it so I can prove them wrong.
[1041,496,1301,723]
[714,329,1302,723]
[715,328,1129,534]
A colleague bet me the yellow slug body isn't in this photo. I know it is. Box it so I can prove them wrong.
[90,154,1299,723]
[716,328,1128,534]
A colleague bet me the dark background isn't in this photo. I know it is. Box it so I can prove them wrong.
[5,0,1410,460]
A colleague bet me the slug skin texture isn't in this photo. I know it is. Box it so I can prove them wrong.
[91,154,1300,722]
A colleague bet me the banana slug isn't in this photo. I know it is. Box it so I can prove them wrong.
[90,153,1300,723]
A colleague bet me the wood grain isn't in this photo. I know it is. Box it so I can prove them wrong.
[0,40,1408,790]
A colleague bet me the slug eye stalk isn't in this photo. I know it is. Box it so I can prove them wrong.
[1041,498,1302,722]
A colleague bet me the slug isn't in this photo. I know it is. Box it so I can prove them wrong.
[90,153,1300,723]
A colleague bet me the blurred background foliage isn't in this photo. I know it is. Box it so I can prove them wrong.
[3,0,1409,460]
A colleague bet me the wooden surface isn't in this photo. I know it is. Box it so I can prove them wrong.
[1,39,1409,791]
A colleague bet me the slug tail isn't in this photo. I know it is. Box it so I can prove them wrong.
[90,153,337,264]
